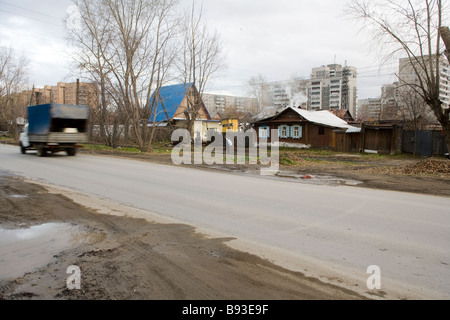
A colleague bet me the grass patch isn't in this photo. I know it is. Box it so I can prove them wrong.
[118,146,141,153]
[151,148,172,154]
[279,147,344,157]
[303,157,325,163]
[81,141,173,154]
[280,155,299,166]
[0,135,16,143]
[81,144,141,153]
[150,140,173,154]
[81,144,115,151]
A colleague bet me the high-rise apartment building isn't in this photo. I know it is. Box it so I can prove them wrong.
[380,82,400,120]
[202,93,258,115]
[398,56,450,109]
[266,83,291,108]
[307,63,358,117]
[357,98,382,121]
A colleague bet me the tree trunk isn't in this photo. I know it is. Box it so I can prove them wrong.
[443,114,450,155]
[440,27,450,59]
[440,27,450,155]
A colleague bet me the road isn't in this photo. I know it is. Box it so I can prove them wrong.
[1,144,449,299]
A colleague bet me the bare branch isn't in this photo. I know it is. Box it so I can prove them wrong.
[346,0,450,151]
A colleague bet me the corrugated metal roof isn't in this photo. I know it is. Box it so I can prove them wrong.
[291,108,351,129]
[345,126,361,133]
[149,83,193,123]
[256,107,360,133]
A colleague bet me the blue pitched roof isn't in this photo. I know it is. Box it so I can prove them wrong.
[149,83,193,123]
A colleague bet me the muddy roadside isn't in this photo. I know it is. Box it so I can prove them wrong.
[0,175,368,300]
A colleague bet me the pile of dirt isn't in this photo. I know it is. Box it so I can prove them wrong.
[364,158,450,178]
[400,158,450,176]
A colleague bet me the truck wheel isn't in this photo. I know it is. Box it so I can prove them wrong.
[36,146,46,157]
[67,148,77,156]
[20,143,26,154]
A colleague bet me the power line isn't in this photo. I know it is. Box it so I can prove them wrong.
[0,0,62,20]
[356,62,398,70]
[0,8,64,28]
[0,21,67,42]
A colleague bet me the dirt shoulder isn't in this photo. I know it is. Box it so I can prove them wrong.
[0,175,367,300]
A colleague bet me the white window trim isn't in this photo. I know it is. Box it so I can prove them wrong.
[293,125,302,139]
[259,126,270,139]
[280,125,288,138]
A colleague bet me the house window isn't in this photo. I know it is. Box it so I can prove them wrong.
[259,126,270,139]
[318,126,325,135]
[280,125,288,138]
[293,125,302,139]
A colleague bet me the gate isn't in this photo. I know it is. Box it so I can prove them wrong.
[402,130,448,156]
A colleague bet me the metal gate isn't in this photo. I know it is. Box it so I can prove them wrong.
[402,130,448,156]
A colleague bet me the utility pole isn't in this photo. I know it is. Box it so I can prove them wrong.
[29,85,34,105]
[76,78,80,105]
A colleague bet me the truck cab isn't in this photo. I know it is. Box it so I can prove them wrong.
[19,124,30,152]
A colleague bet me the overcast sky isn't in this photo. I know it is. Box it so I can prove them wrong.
[0,0,399,100]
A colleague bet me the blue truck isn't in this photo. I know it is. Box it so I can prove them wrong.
[19,104,90,157]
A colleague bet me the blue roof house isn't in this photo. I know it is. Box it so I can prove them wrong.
[148,83,221,140]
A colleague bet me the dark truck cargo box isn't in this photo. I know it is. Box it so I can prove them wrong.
[21,104,90,156]
[28,104,90,135]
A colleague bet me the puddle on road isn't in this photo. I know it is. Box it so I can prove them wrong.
[196,165,362,186]
[9,194,29,199]
[0,223,105,280]
[276,171,362,186]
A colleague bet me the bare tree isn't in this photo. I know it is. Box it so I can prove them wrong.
[397,88,435,129]
[247,74,272,111]
[178,1,226,135]
[347,0,450,153]
[67,0,179,152]
[356,103,371,122]
[0,46,29,139]
[67,0,122,147]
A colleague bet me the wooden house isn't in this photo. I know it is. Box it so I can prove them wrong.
[252,107,360,150]
[148,83,221,141]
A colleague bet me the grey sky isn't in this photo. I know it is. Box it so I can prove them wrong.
[0,0,399,100]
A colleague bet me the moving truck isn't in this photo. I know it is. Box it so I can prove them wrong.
[19,104,90,157]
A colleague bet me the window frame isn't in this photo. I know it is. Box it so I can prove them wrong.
[281,125,288,138]
[259,126,270,139]
[292,125,302,139]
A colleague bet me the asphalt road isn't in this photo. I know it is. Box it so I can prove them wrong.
[1,144,449,299]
